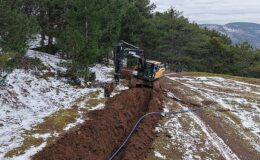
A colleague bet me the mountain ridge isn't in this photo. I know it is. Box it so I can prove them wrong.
[200,22,260,48]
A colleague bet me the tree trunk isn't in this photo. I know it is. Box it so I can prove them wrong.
[106,52,109,66]
[40,10,45,47]
[47,7,54,54]
[48,36,53,54]
[40,32,45,47]
[85,18,88,40]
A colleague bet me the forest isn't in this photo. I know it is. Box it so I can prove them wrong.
[0,0,259,78]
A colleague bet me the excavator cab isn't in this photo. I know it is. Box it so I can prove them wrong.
[135,60,166,82]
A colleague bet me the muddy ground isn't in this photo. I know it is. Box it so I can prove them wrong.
[33,88,164,160]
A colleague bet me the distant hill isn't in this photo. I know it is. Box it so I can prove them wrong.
[200,22,260,48]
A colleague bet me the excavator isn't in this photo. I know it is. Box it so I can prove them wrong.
[104,40,166,97]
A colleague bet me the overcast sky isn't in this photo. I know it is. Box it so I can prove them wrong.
[150,0,260,24]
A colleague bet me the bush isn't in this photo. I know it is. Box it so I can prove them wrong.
[57,64,96,86]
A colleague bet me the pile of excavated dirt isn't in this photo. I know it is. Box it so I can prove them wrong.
[120,68,132,80]
[114,90,163,160]
[33,88,163,160]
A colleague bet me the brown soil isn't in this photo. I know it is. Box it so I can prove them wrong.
[120,68,133,80]
[115,90,163,160]
[33,88,163,160]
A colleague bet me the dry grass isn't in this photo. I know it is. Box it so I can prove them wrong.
[5,136,44,158]
[39,72,55,80]
[34,106,79,133]
[86,98,105,108]
[88,90,101,98]
[5,106,79,158]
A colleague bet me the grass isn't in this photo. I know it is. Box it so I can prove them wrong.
[253,115,260,123]
[34,107,79,133]
[146,135,183,160]
[222,110,242,124]
[5,135,44,158]
[4,107,79,158]
[79,90,105,108]
[86,98,105,108]
[39,72,55,80]
[74,90,102,105]
[88,90,101,98]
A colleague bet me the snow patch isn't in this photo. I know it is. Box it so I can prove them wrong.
[64,118,85,131]
[154,151,166,159]
[223,26,243,34]
[28,34,48,49]
[89,64,113,83]
[26,50,66,72]
[6,142,47,160]
[32,133,51,140]
[89,103,105,111]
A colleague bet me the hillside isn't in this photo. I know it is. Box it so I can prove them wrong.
[1,1,260,159]
[0,50,259,159]
[0,49,126,159]
[201,22,260,48]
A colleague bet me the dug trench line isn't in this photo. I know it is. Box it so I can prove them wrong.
[32,88,164,160]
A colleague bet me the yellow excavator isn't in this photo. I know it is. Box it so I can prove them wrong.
[104,40,166,97]
[114,40,166,88]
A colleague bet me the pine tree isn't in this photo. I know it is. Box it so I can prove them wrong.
[119,0,154,44]
[0,0,37,54]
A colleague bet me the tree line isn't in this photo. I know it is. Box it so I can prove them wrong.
[0,0,259,78]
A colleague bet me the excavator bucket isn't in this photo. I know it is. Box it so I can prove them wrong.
[104,82,116,98]
[153,80,160,91]
[120,68,132,80]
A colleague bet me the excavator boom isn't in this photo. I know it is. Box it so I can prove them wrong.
[114,40,145,84]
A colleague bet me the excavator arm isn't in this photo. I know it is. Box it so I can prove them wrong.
[114,40,145,84]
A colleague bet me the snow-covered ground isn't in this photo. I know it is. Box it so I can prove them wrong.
[0,50,116,159]
[28,34,55,49]
[150,75,259,160]
[154,100,236,160]
[89,64,113,83]
[170,76,260,144]
[26,50,67,72]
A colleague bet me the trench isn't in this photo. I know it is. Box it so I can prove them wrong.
[32,88,163,160]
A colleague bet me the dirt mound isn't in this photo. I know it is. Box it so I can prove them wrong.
[120,68,132,80]
[33,88,163,160]
[115,91,163,160]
